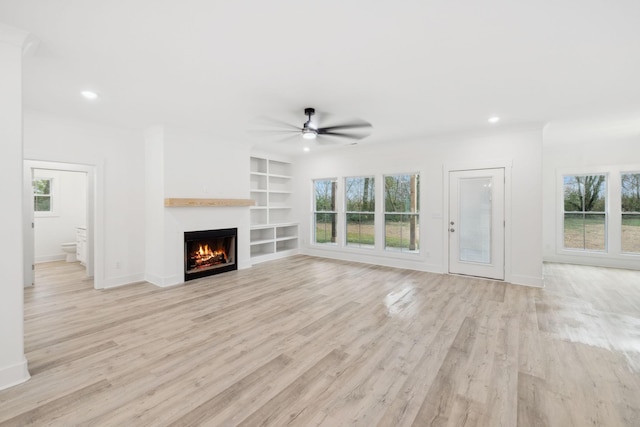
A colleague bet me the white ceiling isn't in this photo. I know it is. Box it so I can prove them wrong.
[2,0,640,152]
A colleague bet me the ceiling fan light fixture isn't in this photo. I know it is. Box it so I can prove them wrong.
[302,128,317,139]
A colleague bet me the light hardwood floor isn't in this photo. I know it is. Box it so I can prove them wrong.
[0,257,639,426]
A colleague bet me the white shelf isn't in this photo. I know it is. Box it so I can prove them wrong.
[251,239,274,246]
[249,156,299,262]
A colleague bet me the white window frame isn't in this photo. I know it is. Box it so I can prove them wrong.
[33,176,58,217]
[383,172,420,254]
[344,175,376,249]
[561,172,608,253]
[556,165,640,262]
[620,170,640,254]
[312,178,338,246]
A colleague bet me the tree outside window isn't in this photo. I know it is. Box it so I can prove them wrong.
[384,173,419,252]
[563,174,607,251]
[345,176,375,248]
[621,172,640,253]
[314,179,337,244]
[33,178,53,212]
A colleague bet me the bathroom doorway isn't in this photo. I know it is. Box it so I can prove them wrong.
[23,160,96,288]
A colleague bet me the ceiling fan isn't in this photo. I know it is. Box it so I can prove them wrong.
[254,107,373,144]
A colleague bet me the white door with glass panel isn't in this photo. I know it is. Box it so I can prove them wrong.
[449,168,504,280]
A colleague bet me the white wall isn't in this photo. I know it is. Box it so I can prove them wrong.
[543,119,640,269]
[23,110,146,288]
[0,22,30,391]
[145,126,251,287]
[293,126,544,287]
[33,169,87,263]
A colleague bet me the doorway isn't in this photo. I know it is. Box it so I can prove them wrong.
[24,160,96,288]
[448,168,505,280]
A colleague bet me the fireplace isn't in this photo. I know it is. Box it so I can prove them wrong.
[184,228,237,281]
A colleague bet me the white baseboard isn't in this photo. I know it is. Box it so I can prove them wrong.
[102,273,145,289]
[144,273,184,288]
[509,274,545,288]
[35,254,65,263]
[544,254,640,271]
[0,356,30,391]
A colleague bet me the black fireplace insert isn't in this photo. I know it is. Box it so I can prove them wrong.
[184,228,237,281]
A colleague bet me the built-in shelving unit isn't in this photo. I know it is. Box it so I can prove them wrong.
[250,156,298,263]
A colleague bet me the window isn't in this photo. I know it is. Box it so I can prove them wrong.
[563,174,607,251]
[345,176,375,248]
[314,179,337,244]
[384,173,419,252]
[621,172,640,253]
[33,178,53,212]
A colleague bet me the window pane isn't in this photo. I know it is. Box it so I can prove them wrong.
[385,214,419,252]
[621,173,640,253]
[345,177,374,212]
[315,179,336,211]
[384,174,419,253]
[564,213,606,251]
[34,196,51,212]
[384,174,419,213]
[315,213,336,244]
[563,175,606,251]
[621,173,640,212]
[563,175,606,212]
[33,178,51,195]
[458,177,491,263]
[622,213,640,253]
[345,176,375,248]
[346,213,375,247]
[314,179,337,245]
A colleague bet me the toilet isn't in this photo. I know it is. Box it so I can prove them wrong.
[61,242,77,262]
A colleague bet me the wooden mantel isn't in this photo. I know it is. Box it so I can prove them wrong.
[164,198,255,207]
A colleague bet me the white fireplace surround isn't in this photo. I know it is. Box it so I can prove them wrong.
[144,126,252,287]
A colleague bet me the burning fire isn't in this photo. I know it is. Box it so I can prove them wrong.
[192,243,227,268]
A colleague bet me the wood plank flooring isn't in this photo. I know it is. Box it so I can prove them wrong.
[0,257,639,426]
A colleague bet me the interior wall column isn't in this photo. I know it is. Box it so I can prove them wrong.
[0,22,32,390]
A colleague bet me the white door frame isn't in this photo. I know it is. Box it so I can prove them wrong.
[24,160,103,289]
[443,160,513,282]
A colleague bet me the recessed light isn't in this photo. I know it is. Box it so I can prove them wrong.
[303,147,310,152]
[81,90,99,100]
[488,116,500,124]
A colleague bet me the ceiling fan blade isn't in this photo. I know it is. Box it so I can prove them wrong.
[318,120,372,133]
[252,116,301,131]
[319,131,368,140]
[248,129,300,135]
